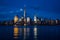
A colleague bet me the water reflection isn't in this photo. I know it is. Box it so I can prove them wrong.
[13,25,38,40]
[23,27,26,40]
[14,25,23,40]
[14,25,19,39]
[34,25,38,40]
[23,27,30,40]
[19,26,23,39]
[27,27,30,37]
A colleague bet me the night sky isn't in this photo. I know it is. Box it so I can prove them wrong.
[0,0,60,21]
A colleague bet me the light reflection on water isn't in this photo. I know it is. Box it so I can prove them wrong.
[14,25,19,39]
[34,25,37,40]
[0,25,60,40]
[13,25,38,40]
[24,27,26,40]
[13,25,60,40]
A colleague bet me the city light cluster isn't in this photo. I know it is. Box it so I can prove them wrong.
[0,7,60,26]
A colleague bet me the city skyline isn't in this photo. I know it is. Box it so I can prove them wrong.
[0,0,60,40]
[0,0,60,21]
[0,7,58,26]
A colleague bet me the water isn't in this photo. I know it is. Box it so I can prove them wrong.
[0,25,60,40]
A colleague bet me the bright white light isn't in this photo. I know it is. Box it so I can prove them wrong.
[20,8,23,11]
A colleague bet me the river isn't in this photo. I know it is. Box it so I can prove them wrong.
[0,25,60,40]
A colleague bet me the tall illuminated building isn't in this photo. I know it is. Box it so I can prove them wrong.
[34,15,37,24]
[56,19,59,24]
[24,5,26,18]
[14,15,19,23]
[24,5,27,26]
[27,17,30,25]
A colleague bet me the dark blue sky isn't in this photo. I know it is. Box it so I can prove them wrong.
[0,0,60,21]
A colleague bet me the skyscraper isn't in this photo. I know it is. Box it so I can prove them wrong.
[24,5,26,18]
[24,5,27,26]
